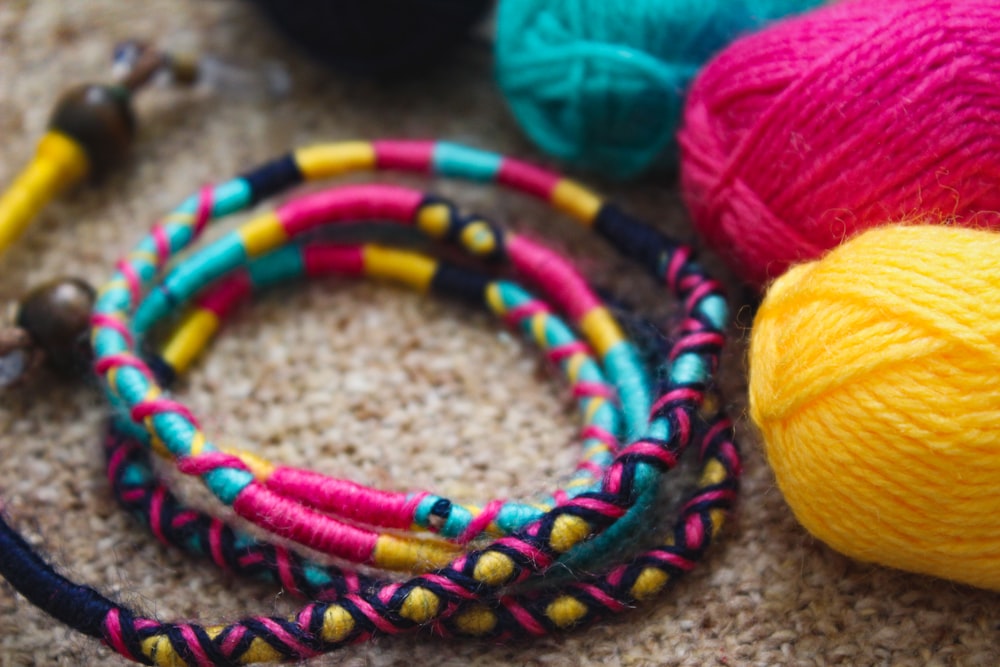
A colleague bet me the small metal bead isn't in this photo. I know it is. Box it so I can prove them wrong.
[16,278,96,376]
[48,84,136,179]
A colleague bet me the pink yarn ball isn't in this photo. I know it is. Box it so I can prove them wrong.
[679,0,1000,287]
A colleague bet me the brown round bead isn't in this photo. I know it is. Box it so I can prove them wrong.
[16,278,96,376]
[48,84,136,179]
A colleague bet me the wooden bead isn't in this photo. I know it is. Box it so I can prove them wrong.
[16,278,96,375]
[48,84,136,179]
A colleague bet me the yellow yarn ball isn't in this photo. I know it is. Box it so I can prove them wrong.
[749,224,1000,590]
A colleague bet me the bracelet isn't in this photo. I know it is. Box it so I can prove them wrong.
[109,185,652,570]
[103,237,679,601]
[115,230,645,571]
[0,141,740,665]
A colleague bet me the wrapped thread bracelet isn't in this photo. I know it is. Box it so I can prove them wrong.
[0,141,740,665]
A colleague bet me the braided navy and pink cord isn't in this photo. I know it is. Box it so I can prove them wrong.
[0,141,740,666]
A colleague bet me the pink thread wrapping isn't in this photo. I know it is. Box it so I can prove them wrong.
[669,332,725,360]
[679,0,1000,286]
[254,618,319,659]
[231,484,377,564]
[457,499,505,544]
[176,452,250,476]
[178,624,213,667]
[373,139,435,171]
[684,513,705,549]
[115,260,143,307]
[149,487,168,545]
[649,387,704,417]
[572,583,627,613]
[580,425,620,451]
[95,354,153,379]
[192,186,214,236]
[90,314,134,346]
[150,223,171,267]
[220,627,248,658]
[302,245,366,277]
[264,469,415,530]
[503,300,549,327]
[102,609,138,662]
[546,341,589,363]
[571,381,617,401]
[683,280,721,315]
[507,235,601,321]
[648,548,695,572]
[130,398,200,430]
[501,597,547,635]
[664,246,691,293]
[345,594,399,634]
[497,158,560,200]
[196,271,252,319]
[279,185,424,236]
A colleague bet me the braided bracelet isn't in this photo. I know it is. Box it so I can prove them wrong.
[0,141,740,665]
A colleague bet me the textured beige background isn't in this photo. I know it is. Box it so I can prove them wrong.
[0,1,998,665]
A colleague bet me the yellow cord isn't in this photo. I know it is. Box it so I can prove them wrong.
[0,131,89,255]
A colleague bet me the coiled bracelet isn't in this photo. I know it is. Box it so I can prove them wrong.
[0,140,740,666]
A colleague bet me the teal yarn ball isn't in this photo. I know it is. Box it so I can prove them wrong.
[495,0,823,179]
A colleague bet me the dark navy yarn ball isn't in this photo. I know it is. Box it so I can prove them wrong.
[251,0,494,77]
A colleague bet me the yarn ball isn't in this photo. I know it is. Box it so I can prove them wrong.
[680,0,1000,287]
[749,224,1000,591]
[494,0,821,179]
[251,0,493,77]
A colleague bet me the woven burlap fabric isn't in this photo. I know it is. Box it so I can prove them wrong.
[1,2,998,665]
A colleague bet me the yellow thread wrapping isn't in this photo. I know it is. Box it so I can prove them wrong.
[399,586,441,623]
[226,448,276,480]
[188,431,207,458]
[546,595,588,627]
[363,246,436,292]
[320,605,355,642]
[699,459,727,487]
[372,534,458,572]
[708,508,727,535]
[160,308,220,374]
[149,433,171,459]
[130,249,160,266]
[472,551,515,585]
[631,567,669,600]
[296,142,376,180]
[416,203,452,238]
[240,212,287,258]
[565,352,587,384]
[580,307,625,358]
[240,639,284,663]
[549,514,591,552]
[484,283,506,315]
[530,312,549,347]
[142,635,181,666]
[454,605,497,635]
[584,397,606,422]
[0,132,88,254]
[551,179,603,225]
